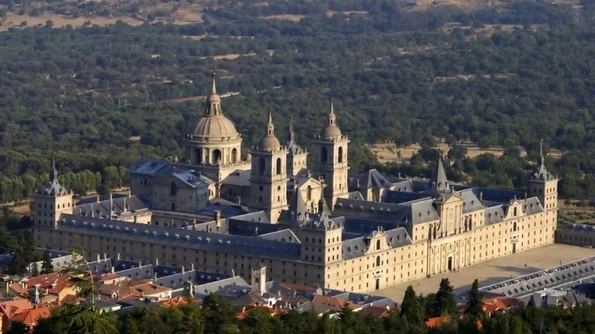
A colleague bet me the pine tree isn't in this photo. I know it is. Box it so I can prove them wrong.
[41,251,53,274]
[31,262,40,277]
[526,295,536,309]
[435,278,457,315]
[400,285,424,325]
[465,279,484,318]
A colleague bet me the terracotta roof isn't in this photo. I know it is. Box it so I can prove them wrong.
[278,282,316,293]
[26,273,61,289]
[425,315,451,328]
[8,283,28,296]
[9,306,51,326]
[159,296,200,308]
[236,302,276,320]
[0,298,33,318]
[311,295,357,312]
[360,305,395,318]
[482,296,523,314]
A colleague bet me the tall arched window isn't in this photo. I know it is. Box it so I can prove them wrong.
[212,149,222,164]
[195,149,202,164]
[338,147,343,163]
[513,207,518,216]
[307,185,312,201]
[170,181,177,196]
[321,147,328,163]
[231,148,238,164]
[376,256,380,266]
[513,222,517,232]
[276,158,282,175]
[259,158,266,176]
[376,240,381,250]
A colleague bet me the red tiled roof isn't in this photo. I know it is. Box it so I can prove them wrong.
[0,298,33,318]
[9,306,51,326]
[8,283,28,296]
[425,315,451,328]
[278,282,316,292]
[236,303,276,320]
[360,305,396,318]
[311,295,358,312]
[482,296,523,314]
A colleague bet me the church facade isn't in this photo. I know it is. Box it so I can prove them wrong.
[33,75,558,293]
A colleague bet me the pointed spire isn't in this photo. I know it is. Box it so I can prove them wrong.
[538,138,544,166]
[211,72,217,95]
[205,71,222,115]
[266,106,274,136]
[328,97,336,126]
[51,152,58,181]
[433,156,449,193]
[288,115,295,144]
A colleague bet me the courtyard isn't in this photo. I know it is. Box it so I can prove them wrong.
[375,244,595,301]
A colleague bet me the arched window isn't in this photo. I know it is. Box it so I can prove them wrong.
[196,148,202,164]
[212,149,222,164]
[276,158,282,175]
[259,158,266,176]
[307,185,312,201]
[376,256,380,267]
[376,240,381,250]
[338,147,343,163]
[231,148,238,164]
[321,147,328,163]
[513,222,517,232]
[513,207,518,216]
[170,181,177,196]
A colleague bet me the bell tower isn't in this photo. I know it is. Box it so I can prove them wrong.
[249,108,288,222]
[311,98,349,209]
[527,140,558,211]
[33,155,73,229]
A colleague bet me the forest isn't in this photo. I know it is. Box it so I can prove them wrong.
[0,0,593,201]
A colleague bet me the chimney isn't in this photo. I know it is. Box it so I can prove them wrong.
[191,263,195,271]
[133,215,137,223]
[525,192,528,200]
[155,258,159,266]
[479,192,484,201]
[5,281,9,294]
[128,188,131,197]
[117,253,120,261]
[96,194,100,202]
[138,260,142,267]
[236,196,241,206]
[97,254,100,262]
[103,253,107,261]
[214,210,221,223]
[182,266,185,275]
[111,266,115,274]
[123,198,127,212]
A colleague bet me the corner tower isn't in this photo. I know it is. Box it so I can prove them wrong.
[311,98,349,209]
[528,140,558,211]
[249,108,288,222]
[33,155,73,228]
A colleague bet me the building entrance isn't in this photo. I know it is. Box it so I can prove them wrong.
[447,256,453,271]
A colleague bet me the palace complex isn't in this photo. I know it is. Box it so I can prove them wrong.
[33,74,559,293]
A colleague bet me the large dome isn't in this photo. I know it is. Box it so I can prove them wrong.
[192,114,240,141]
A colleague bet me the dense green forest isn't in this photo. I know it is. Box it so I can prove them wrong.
[0,0,594,201]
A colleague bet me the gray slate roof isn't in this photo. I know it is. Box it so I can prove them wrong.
[129,159,174,177]
[56,214,301,260]
[341,227,411,260]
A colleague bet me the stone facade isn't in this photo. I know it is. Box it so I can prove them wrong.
[33,78,559,294]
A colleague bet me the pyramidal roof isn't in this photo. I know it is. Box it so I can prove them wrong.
[432,157,451,193]
[38,155,70,196]
[531,139,555,181]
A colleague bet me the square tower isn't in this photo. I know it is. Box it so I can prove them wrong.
[311,98,349,209]
[33,157,73,228]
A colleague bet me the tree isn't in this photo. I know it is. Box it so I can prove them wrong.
[465,279,484,319]
[6,250,27,276]
[6,321,27,334]
[41,251,54,274]
[400,285,424,325]
[526,295,536,309]
[435,278,457,316]
[31,262,40,277]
